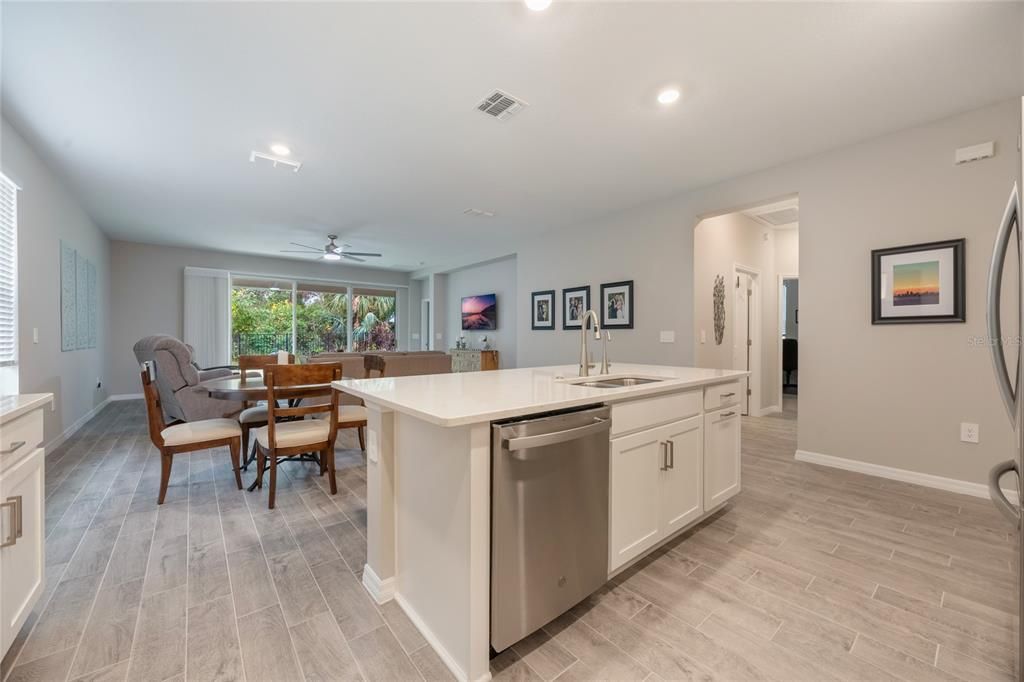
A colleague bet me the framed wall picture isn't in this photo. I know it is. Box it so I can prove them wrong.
[601,280,634,329]
[871,238,965,324]
[562,285,591,329]
[531,290,556,330]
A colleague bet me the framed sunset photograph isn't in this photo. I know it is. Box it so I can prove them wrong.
[871,239,964,324]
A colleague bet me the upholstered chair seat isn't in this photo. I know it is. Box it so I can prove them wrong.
[161,419,243,447]
[239,405,269,424]
[254,419,331,449]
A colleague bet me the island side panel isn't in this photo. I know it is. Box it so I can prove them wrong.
[363,403,397,602]
[394,414,492,682]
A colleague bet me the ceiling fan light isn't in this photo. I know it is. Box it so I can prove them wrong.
[322,252,342,261]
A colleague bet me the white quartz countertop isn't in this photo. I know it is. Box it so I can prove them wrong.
[0,393,54,425]
[333,364,748,427]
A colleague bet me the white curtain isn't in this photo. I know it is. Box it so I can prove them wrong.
[183,267,230,368]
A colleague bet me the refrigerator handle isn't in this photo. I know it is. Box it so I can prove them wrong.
[986,182,1020,423]
[988,459,1020,528]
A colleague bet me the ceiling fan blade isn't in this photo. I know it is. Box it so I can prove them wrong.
[280,249,321,253]
[342,252,382,257]
[342,254,366,263]
[288,242,322,251]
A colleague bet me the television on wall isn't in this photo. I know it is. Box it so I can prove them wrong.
[462,294,497,330]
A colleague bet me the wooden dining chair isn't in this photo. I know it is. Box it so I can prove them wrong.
[237,353,294,467]
[140,362,243,504]
[254,363,342,509]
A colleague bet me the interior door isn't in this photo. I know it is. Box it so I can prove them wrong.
[420,300,430,350]
[733,274,752,415]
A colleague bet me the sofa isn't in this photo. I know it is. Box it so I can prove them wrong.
[133,335,244,422]
[308,351,452,405]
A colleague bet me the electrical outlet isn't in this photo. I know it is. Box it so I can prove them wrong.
[660,331,675,343]
[32,327,39,344]
[960,422,979,444]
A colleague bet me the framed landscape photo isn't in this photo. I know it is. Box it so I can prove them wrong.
[562,286,591,329]
[871,239,965,324]
[531,290,556,330]
[601,280,634,329]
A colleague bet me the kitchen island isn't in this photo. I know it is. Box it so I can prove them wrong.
[334,363,747,682]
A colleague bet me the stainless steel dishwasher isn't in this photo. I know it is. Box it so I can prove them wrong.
[490,405,611,652]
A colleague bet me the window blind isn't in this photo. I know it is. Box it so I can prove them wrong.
[0,174,17,367]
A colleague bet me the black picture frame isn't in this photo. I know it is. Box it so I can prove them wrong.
[601,280,634,329]
[871,238,965,324]
[531,290,556,330]
[562,286,591,330]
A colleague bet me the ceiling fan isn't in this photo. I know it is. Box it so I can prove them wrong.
[280,235,382,263]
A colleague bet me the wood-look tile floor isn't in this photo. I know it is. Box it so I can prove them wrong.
[2,396,1018,681]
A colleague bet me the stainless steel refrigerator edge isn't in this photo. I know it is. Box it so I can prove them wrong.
[490,405,611,652]
[986,95,1024,682]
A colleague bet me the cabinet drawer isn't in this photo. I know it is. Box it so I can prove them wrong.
[611,390,701,437]
[0,409,44,473]
[704,381,742,411]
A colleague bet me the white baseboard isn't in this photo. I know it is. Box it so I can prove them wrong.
[795,449,1018,503]
[756,405,782,417]
[108,393,143,401]
[43,396,112,455]
[394,592,489,682]
[361,564,395,604]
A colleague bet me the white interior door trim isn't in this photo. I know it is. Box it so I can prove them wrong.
[732,263,761,416]
[777,273,798,412]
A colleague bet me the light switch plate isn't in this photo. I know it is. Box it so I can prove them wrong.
[700,329,706,344]
[32,327,39,344]
[660,331,675,343]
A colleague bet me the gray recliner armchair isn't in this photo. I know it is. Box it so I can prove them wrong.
[133,335,243,422]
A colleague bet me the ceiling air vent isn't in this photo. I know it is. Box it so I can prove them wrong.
[755,207,799,226]
[476,90,528,121]
[463,208,495,218]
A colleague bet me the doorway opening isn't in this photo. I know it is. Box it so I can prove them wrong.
[693,196,798,420]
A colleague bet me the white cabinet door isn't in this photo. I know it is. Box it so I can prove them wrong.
[661,416,703,535]
[0,447,45,656]
[704,408,741,510]
[609,427,665,571]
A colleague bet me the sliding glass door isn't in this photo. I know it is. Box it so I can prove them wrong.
[230,278,294,360]
[229,276,399,359]
[352,288,397,352]
[296,282,348,355]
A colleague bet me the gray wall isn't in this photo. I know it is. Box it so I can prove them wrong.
[443,256,517,368]
[108,240,411,395]
[513,97,1021,485]
[1,117,111,448]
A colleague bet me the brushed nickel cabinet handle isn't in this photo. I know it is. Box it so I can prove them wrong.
[660,442,669,471]
[0,499,16,548]
[720,411,736,418]
[720,392,736,398]
[668,440,675,469]
[11,495,22,538]
[0,441,26,455]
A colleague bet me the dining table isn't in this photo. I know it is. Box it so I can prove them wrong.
[202,369,338,490]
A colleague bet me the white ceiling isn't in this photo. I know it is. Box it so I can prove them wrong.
[2,2,1021,272]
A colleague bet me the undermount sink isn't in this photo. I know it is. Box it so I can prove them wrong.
[576,376,664,389]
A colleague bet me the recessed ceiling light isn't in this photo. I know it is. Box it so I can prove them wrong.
[657,87,681,105]
[270,143,291,156]
[322,252,341,261]
[525,0,551,11]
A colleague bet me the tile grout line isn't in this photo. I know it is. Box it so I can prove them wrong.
[211,447,250,682]
[62,425,147,681]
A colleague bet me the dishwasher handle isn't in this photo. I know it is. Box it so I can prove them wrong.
[505,418,610,453]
